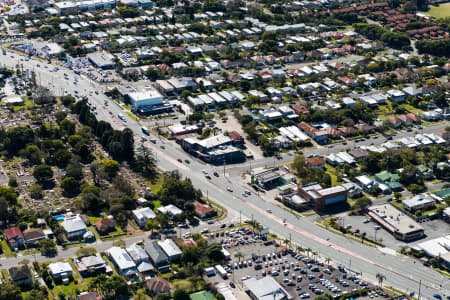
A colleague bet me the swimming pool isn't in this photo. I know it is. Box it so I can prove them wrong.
[53,214,65,221]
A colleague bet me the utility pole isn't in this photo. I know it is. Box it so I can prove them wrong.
[418,280,422,300]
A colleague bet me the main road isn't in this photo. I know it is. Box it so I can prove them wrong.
[2,50,449,299]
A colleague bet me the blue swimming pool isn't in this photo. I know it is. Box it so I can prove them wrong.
[53,214,65,221]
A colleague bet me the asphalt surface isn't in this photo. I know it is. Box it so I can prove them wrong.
[1,50,449,299]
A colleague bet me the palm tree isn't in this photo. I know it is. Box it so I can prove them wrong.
[145,219,159,235]
[234,251,244,262]
[376,273,386,288]
[325,257,331,268]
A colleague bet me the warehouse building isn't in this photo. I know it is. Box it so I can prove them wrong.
[87,51,116,69]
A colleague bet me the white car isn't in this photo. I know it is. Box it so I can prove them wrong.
[266,209,272,213]
[226,186,233,192]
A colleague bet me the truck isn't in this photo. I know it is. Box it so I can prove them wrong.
[215,265,228,279]
[141,126,149,135]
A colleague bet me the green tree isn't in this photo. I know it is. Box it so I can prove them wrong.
[33,164,54,185]
[0,283,23,300]
[60,176,81,197]
[101,159,120,179]
[173,289,190,300]
[40,239,57,256]
[376,273,386,288]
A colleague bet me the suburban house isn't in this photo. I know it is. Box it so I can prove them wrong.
[144,241,170,273]
[157,239,183,262]
[77,291,102,300]
[127,243,154,275]
[132,207,156,228]
[9,265,32,289]
[94,219,116,235]
[4,227,25,250]
[402,194,436,212]
[375,170,403,192]
[48,262,73,283]
[61,215,88,240]
[23,229,46,247]
[193,201,215,219]
[107,246,138,277]
[306,156,326,169]
[76,255,107,277]
[146,277,171,296]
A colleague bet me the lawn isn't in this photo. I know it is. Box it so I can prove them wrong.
[1,240,15,258]
[325,165,341,186]
[426,3,450,18]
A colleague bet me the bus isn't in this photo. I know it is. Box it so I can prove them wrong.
[215,265,228,279]
[141,126,149,135]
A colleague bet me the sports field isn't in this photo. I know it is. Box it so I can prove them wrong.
[426,3,450,18]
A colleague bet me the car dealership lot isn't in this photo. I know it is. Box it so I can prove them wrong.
[204,235,378,299]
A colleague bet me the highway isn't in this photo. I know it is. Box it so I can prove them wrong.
[2,50,450,299]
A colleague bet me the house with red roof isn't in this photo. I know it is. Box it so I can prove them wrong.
[4,227,25,250]
[193,201,216,220]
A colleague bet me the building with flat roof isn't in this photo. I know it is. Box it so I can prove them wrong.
[157,239,182,262]
[54,0,116,14]
[181,134,245,164]
[48,262,73,283]
[367,204,425,241]
[298,183,347,210]
[87,51,116,69]
[402,194,436,212]
[128,87,164,110]
[243,276,293,300]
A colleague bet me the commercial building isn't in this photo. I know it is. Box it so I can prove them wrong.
[87,51,116,69]
[127,88,164,110]
[157,239,182,262]
[107,246,138,277]
[54,0,116,14]
[298,183,347,210]
[367,204,425,241]
[417,235,450,269]
[181,134,245,164]
[402,194,436,212]
[252,167,292,189]
[243,276,293,300]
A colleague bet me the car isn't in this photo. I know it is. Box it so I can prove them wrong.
[266,209,272,213]
[229,282,235,288]
[205,175,211,179]
[300,293,310,299]
[184,159,190,164]
[226,186,233,192]
[200,228,209,234]
[228,223,234,228]
[207,220,214,224]
[202,170,208,174]
[160,145,165,149]
[362,218,370,224]
[177,158,182,163]
[213,171,219,177]
[220,224,226,228]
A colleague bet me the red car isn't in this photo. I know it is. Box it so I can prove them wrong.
[177,158,182,163]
